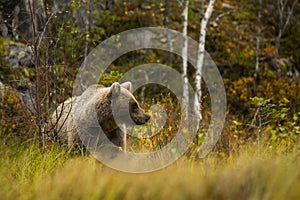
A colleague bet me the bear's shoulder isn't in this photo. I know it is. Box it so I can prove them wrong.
[83,84,106,93]
[78,84,107,98]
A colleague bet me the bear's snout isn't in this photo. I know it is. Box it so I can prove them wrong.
[139,112,150,124]
[145,113,151,122]
[131,111,151,125]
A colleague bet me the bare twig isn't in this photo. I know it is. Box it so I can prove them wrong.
[37,12,56,49]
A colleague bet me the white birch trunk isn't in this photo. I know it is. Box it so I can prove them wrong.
[194,0,216,129]
[254,0,262,83]
[182,0,189,121]
[164,0,173,65]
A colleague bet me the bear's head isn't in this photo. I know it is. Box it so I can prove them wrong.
[108,82,150,126]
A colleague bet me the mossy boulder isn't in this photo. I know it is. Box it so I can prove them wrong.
[0,37,35,89]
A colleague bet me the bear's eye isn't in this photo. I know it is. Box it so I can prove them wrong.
[132,102,138,110]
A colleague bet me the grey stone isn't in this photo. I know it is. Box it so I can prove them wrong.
[2,40,34,68]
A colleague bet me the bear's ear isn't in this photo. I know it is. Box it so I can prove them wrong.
[109,82,121,98]
[120,81,132,92]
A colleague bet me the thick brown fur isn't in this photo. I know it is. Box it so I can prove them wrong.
[45,82,150,152]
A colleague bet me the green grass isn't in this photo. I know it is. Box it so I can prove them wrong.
[0,142,300,200]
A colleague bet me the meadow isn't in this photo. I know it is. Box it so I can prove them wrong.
[1,141,299,200]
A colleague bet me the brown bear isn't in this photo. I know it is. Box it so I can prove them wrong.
[44,82,150,152]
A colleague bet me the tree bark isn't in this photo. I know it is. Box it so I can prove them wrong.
[194,0,216,129]
[164,0,173,65]
[182,0,189,121]
[254,0,262,86]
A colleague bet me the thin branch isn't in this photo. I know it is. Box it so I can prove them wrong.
[37,12,56,49]
[281,0,298,35]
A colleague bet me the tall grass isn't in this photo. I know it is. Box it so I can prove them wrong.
[0,142,299,200]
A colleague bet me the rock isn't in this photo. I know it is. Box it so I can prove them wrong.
[0,37,34,68]
[17,89,35,109]
[0,0,44,40]
[6,43,34,68]
[0,80,35,109]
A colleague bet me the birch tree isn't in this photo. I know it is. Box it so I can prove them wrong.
[194,0,216,128]
[164,0,173,65]
[254,0,262,86]
[182,0,189,121]
[275,0,298,58]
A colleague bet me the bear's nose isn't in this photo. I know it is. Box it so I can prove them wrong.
[145,113,151,121]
